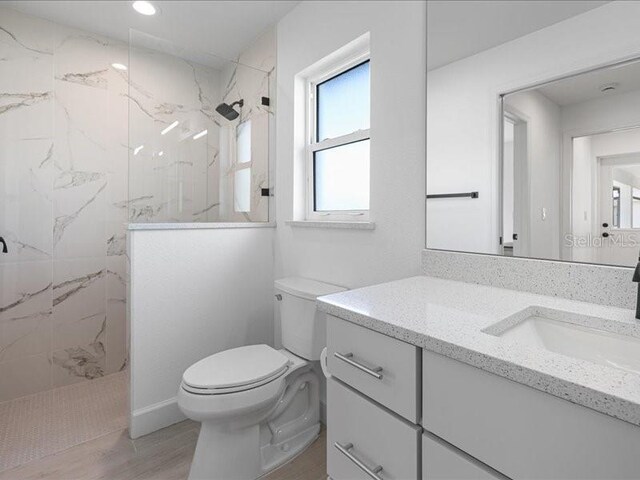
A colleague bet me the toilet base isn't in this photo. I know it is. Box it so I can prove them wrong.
[187,357,321,480]
[189,423,261,480]
[260,422,321,474]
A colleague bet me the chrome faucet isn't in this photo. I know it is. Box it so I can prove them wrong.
[633,260,640,319]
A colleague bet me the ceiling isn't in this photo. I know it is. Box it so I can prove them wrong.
[427,0,610,71]
[537,60,640,107]
[1,1,298,63]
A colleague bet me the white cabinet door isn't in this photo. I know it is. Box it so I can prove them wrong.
[422,349,640,480]
[328,377,420,480]
[422,432,507,480]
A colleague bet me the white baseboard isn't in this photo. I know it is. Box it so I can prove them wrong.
[130,397,187,439]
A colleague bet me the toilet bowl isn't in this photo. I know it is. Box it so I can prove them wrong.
[178,277,346,480]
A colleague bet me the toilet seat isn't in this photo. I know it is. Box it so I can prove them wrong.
[182,344,290,395]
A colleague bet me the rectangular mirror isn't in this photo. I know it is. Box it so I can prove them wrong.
[428,57,640,268]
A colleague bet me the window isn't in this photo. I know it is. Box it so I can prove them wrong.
[307,58,370,219]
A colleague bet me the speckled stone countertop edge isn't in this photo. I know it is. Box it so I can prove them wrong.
[317,279,640,427]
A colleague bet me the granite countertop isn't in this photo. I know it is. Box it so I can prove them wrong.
[316,276,640,426]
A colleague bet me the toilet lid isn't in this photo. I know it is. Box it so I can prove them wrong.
[182,344,290,390]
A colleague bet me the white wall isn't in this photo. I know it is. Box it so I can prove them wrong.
[128,227,275,438]
[275,0,426,288]
[590,127,640,158]
[571,136,593,241]
[571,129,640,230]
[427,1,640,255]
[505,90,562,259]
[562,89,640,137]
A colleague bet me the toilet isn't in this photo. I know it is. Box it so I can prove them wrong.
[178,277,346,480]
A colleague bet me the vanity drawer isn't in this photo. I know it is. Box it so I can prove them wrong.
[327,315,420,422]
[422,432,507,480]
[328,377,421,480]
[422,349,640,480]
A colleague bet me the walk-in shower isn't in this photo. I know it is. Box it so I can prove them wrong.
[0,9,274,404]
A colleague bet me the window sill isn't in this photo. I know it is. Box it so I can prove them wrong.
[286,220,375,230]
[128,222,276,231]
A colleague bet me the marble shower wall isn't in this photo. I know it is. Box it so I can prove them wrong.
[219,28,275,222]
[128,32,222,223]
[0,7,128,401]
[127,29,275,224]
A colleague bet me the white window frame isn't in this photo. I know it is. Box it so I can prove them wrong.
[305,52,371,221]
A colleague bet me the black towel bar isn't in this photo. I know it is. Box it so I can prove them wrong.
[426,192,479,199]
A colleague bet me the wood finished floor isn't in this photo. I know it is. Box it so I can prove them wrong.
[0,421,327,480]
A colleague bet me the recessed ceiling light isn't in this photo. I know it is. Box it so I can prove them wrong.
[193,129,208,140]
[158,151,164,157]
[161,121,179,135]
[132,1,156,16]
[111,63,127,71]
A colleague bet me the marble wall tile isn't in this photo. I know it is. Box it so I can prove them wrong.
[53,178,107,259]
[0,353,51,402]
[0,9,55,266]
[0,311,51,363]
[105,60,129,256]
[128,38,223,223]
[0,8,54,119]
[52,258,106,349]
[106,255,126,374]
[52,339,105,387]
[0,8,128,400]
[0,139,54,263]
[0,261,52,323]
[51,257,106,386]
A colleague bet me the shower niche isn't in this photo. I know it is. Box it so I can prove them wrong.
[128,30,274,224]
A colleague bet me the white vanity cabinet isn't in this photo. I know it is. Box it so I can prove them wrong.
[327,313,640,480]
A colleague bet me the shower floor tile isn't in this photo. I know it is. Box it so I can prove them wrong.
[0,371,127,472]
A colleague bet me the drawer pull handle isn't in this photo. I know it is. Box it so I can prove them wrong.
[334,352,383,380]
[335,442,383,480]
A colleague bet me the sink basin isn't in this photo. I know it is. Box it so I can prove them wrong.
[484,307,640,375]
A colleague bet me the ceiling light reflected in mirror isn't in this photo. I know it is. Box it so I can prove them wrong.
[132,1,156,16]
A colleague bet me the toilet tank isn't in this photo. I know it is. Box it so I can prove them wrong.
[275,277,347,360]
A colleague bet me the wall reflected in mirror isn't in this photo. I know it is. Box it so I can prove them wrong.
[428,56,640,268]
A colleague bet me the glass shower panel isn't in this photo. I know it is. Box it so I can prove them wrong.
[128,31,272,223]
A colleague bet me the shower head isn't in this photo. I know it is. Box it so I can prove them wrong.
[215,99,244,121]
